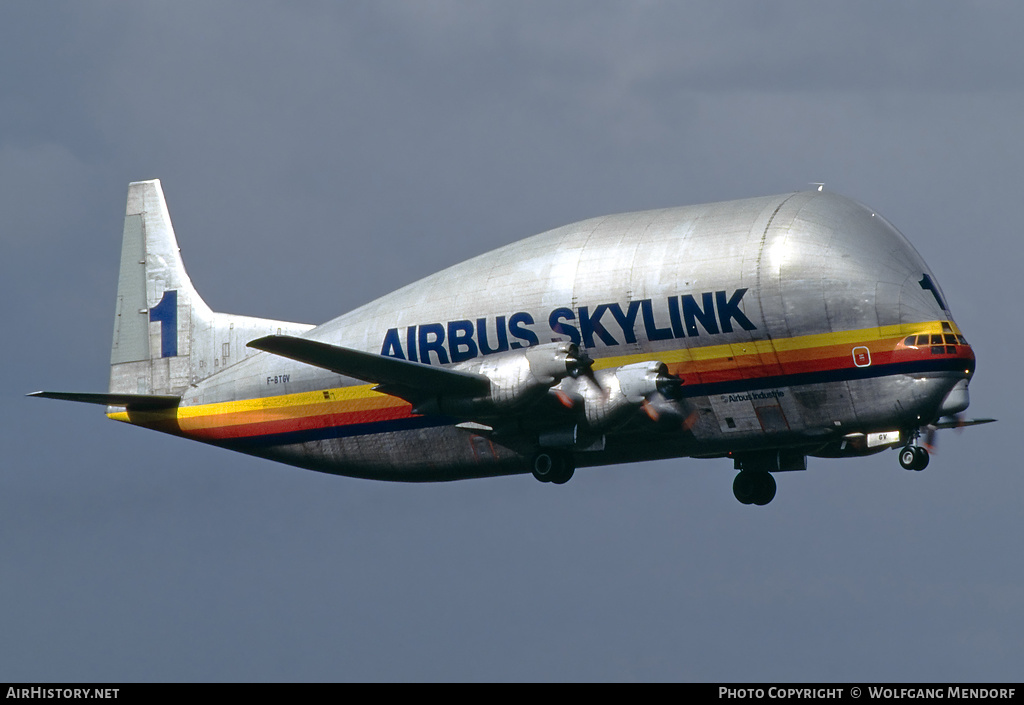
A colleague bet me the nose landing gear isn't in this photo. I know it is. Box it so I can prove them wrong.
[898,428,931,471]
[898,444,929,471]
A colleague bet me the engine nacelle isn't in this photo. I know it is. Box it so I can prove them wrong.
[578,361,672,431]
[413,342,581,418]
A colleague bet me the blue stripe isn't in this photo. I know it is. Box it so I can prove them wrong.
[679,357,971,398]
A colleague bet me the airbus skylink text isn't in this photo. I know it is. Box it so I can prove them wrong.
[380,288,757,365]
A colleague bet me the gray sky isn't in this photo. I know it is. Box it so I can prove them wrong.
[3,1,1022,682]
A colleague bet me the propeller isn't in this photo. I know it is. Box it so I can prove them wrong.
[642,367,688,427]
[923,424,938,454]
[566,346,604,393]
[655,370,684,400]
[641,383,696,431]
[921,413,997,453]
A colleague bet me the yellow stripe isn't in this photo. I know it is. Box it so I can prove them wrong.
[107,383,393,423]
[176,383,396,420]
[592,320,951,370]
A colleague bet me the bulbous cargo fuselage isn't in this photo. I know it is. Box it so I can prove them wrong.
[178,190,974,479]
[31,180,987,505]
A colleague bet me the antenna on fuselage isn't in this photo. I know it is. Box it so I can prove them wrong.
[810,182,825,192]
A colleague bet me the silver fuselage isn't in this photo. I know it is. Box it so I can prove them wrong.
[149,190,973,480]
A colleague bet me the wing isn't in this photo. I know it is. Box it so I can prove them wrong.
[249,335,690,437]
[247,335,491,402]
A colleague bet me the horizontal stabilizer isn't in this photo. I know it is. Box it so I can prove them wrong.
[247,335,491,399]
[28,391,181,410]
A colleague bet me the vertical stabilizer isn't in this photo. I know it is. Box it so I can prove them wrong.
[109,180,313,397]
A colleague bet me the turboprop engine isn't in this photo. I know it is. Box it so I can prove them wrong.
[574,361,686,432]
[413,342,586,417]
[532,360,689,454]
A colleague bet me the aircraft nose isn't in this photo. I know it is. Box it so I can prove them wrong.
[938,379,970,416]
[897,270,954,325]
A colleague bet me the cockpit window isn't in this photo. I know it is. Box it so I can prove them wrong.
[903,330,970,352]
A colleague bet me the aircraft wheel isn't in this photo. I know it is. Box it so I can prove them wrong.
[912,446,929,471]
[752,471,777,505]
[532,450,575,484]
[733,470,776,505]
[733,471,754,504]
[899,445,929,471]
[899,446,917,470]
[550,463,575,485]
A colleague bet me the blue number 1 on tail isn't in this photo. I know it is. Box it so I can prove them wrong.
[149,290,178,357]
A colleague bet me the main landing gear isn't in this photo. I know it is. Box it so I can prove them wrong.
[732,470,777,506]
[531,449,575,485]
[730,450,800,505]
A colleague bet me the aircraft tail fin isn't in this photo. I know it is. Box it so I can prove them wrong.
[108,180,313,397]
